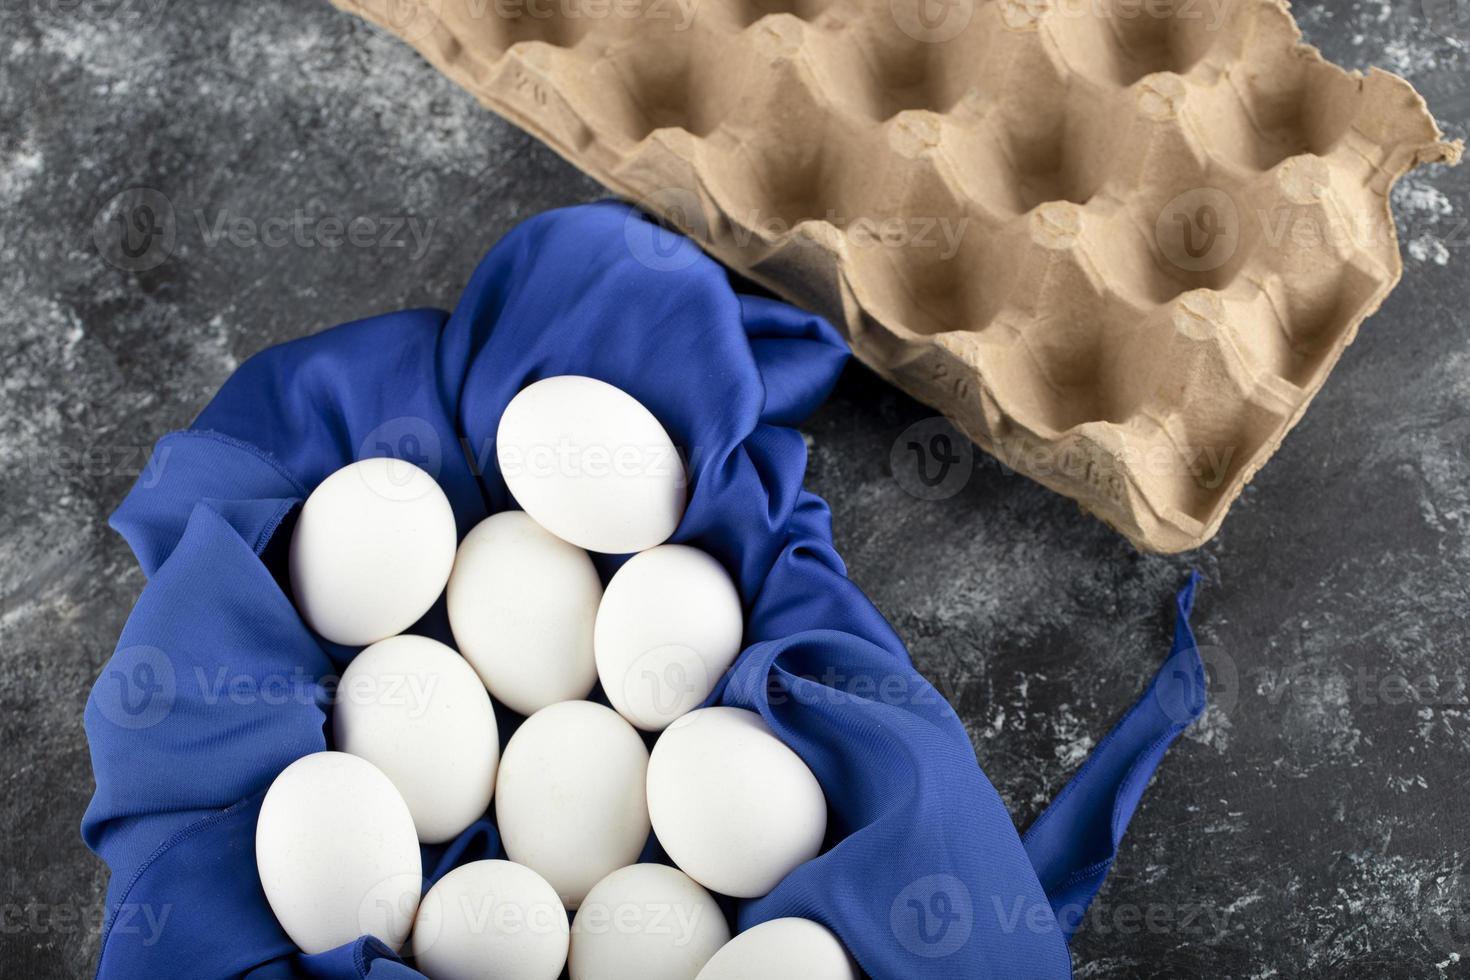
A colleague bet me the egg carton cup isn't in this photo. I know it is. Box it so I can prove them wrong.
[82,204,1205,979]
[334,0,1461,551]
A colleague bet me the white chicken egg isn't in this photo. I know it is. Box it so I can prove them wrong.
[694,918,858,980]
[332,635,498,844]
[595,544,744,731]
[289,458,457,646]
[495,700,652,909]
[496,376,685,554]
[411,860,568,980]
[646,707,826,899]
[255,751,422,954]
[446,511,602,716]
[569,864,729,980]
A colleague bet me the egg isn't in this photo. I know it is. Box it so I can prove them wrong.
[255,752,422,954]
[446,511,601,716]
[495,700,652,909]
[496,376,685,554]
[569,864,730,980]
[332,635,498,844]
[289,458,457,646]
[647,707,826,899]
[411,860,568,980]
[694,918,858,980]
[595,545,744,731]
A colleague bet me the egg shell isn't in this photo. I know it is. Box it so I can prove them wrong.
[595,545,744,731]
[646,707,827,899]
[569,864,730,980]
[289,458,457,646]
[446,511,602,716]
[496,376,685,554]
[411,860,569,980]
[694,918,858,980]
[255,751,422,954]
[495,700,652,909]
[332,635,498,844]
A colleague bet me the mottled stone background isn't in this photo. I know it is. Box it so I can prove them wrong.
[2,0,1468,977]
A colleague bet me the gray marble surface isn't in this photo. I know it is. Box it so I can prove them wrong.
[3,1,1468,977]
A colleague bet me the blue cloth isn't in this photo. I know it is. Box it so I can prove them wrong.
[83,202,1206,980]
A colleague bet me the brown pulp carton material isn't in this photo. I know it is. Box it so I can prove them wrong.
[333,0,1461,552]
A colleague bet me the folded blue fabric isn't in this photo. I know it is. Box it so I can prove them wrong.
[83,202,1206,979]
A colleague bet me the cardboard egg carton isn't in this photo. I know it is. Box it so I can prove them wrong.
[335,0,1460,552]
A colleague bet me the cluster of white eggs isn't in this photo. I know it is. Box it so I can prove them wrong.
[255,376,858,980]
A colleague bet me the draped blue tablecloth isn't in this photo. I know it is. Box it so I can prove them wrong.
[83,202,1206,980]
